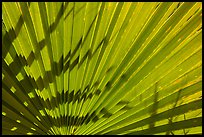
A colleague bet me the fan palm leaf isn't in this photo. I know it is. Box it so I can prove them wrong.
[2,2,202,135]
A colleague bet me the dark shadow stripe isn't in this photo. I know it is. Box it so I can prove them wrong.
[49,3,69,33]
[2,3,31,58]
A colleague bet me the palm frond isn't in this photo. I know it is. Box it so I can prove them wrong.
[2,2,202,135]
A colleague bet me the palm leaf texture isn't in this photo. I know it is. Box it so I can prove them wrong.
[2,2,202,135]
